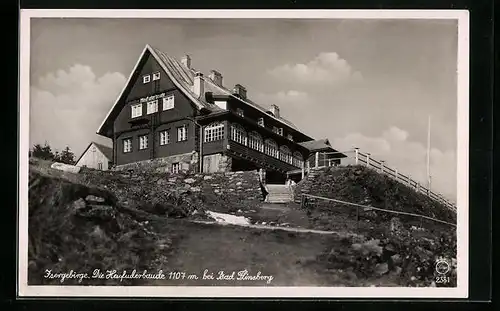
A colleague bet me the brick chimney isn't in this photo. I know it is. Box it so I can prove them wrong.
[232,84,247,99]
[193,72,204,98]
[209,70,223,87]
[270,104,280,118]
[181,55,191,69]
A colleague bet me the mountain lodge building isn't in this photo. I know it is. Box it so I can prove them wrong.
[96,44,346,183]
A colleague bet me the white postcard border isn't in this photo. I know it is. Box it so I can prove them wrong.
[18,9,470,298]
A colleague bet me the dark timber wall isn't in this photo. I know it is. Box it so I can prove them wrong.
[112,51,199,166]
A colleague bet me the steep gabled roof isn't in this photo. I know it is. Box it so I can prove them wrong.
[97,44,220,137]
[153,47,301,131]
[200,77,300,130]
[299,139,337,152]
[97,44,307,138]
[75,142,113,165]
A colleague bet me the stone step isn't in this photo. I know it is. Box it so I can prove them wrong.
[266,192,293,196]
[267,194,293,198]
[266,195,293,203]
[266,201,292,204]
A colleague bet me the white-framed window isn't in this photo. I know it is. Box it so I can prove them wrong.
[131,103,142,118]
[143,75,151,84]
[152,72,161,81]
[293,151,303,168]
[177,125,188,142]
[97,163,103,170]
[236,108,244,117]
[123,138,132,153]
[257,117,265,127]
[159,130,170,145]
[139,135,148,150]
[278,128,283,136]
[172,162,180,174]
[272,126,281,135]
[204,122,225,142]
[147,100,158,114]
[248,131,264,152]
[163,95,175,111]
[279,145,293,164]
[287,134,294,141]
[264,139,279,158]
[230,123,247,145]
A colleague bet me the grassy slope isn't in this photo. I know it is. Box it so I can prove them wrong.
[28,167,172,285]
[295,165,456,223]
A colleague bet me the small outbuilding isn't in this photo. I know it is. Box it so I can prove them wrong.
[75,142,113,171]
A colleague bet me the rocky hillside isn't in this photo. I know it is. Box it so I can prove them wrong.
[27,159,457,287]
[28,166,169,285]
[291,165,457,287]
[28,158,262,284]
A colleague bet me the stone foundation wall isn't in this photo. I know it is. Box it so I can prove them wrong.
[83,165,265,213]
[113,152,199,174]
[168,170,265,212]
[218,155,232,172]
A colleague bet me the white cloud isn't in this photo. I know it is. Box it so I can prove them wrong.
[268,52,362,87]
[252,90,319,130]
[382,126,409,142]
[30,64,126,157]
[254,90,310,107]
[332,127,457,202]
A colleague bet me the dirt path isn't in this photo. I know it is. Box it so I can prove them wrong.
[151,220,338,286]
[191,220,360,237]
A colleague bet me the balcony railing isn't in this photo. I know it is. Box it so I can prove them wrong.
[227,139,301,172]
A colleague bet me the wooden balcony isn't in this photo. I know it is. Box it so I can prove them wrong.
[226,140,299,173]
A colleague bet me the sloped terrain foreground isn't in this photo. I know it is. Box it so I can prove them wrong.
[27,160,457,287]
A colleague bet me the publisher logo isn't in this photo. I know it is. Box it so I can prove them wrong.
[435,259,451,275]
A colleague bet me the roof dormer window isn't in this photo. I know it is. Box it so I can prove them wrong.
[152,72,161,81]
[143,74,151,84]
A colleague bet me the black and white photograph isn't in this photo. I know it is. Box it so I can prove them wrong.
[18,10,469,298]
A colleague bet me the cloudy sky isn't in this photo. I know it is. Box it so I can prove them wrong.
[29,18,459,201]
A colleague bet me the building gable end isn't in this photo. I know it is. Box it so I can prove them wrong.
[97,44,208,138]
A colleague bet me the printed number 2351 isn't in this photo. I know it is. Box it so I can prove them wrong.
[435,276,450,284]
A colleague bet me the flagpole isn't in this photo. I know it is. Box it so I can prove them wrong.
[426,115,431,191]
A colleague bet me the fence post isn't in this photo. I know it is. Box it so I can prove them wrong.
[366,153,371,167]
[394,168,398,180]
[380,160,385,173]
[354,147,359,165]
[407,174,411,187]
[356,205,360,230]
[315,152,319,168]
[416,182,420,193]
